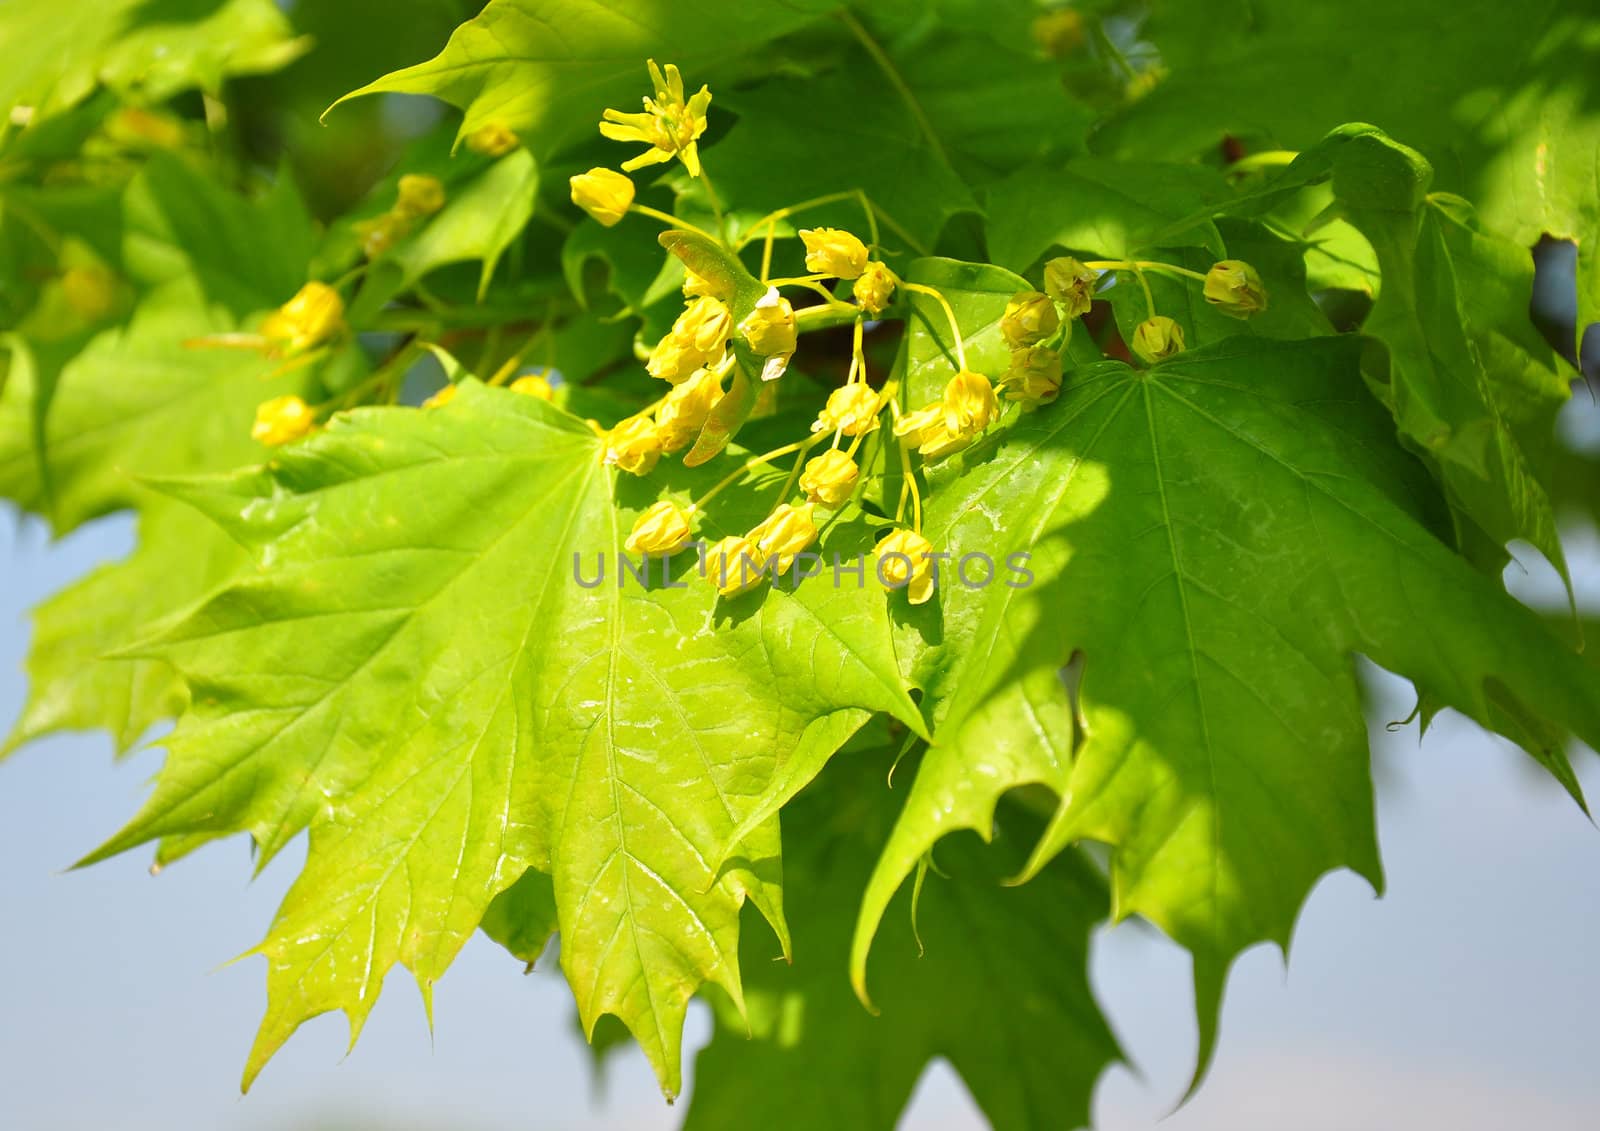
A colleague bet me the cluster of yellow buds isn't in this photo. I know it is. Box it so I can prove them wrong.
[260,282,346,358]
[357,174,447,258]
[650,296,733,381]
[896,369,1002,459]
[700,503,821,597]
[595,365,726,475]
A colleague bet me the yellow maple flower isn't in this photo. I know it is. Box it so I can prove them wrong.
[877,528,937,604]
[800,228,869,279]
[599,60,712,177]
[703,535,765,596]
[510,374,554,400]
[625,500,694,556]
[466,122,521,157]
[747,502,819,573]
[737,288,798,381]
[813,382,881,436]
[1001,346,1063,406]
[655,367,724,452]
[942,369,1000,433]
[1001,291,1060,348]
[799,449,860,507]
[853,261,897,316]
[252,395,316,445]
[894,402,975,460]
[1203,259,1268,317]
[596,414,663,475]
[570,167,636,227]
[649,296,733,382]
[260,282,346,356]
[395,174,446,219]
[1043,257,1098,319]
[1131,316,1185,364]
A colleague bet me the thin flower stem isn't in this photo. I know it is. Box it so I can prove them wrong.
[838,9,952,172]
[1133,266,1156,320]
[628,203,720,244]
[1085,259,1210,283]
[696,165,729,243]
[779,433,824,501]
[692,438,813,512]
[902,282,969,371]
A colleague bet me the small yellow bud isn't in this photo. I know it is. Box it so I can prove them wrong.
[703,535,765,597]
[649,296,732,381]
[1032,9,1086,58]
[1043,257,1098,319]
[60,266,119,323]
[853,261,897,316]
[800,228,869,280]
[1203,260,1268,317]
[1131,316,1185,364]
[625,500,693,556]
[813,382,882,437]
[466,122,521,157]
[877,528,937,605]
[570,167,636,228]
[942,369,1000,434]
[510,374,554,400]
[799,449,860,508]
[1001,290,1060,349]
[357,213,406,259]
[260,282,346,356]
[395,174,447,219]
[598,414,663,476]
[252,395,316,446]
[747,502,818,574]
[422,384,459,409]
[737,288,798,381]
[894,402,975,460]
[1002,346,1062,406]
[683,266,726,300]
[654,367,724,452]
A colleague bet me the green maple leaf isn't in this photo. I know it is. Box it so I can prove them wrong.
[0,0,308,121]
[326,0,839,159]
[1097,0,1600,353]
[731,276,1600,1086]
[687,739,1120,1131]
[81,382,924,1096]
[1,159,323,753]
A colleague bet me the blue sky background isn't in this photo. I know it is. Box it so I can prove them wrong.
[2,402,1597,1130]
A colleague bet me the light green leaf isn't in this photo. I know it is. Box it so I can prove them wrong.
[1096,0,1600,351]
[0,0,308,120]
[757,333,1599,1085]
[83,382,922,1097]
[688,741,1120,1131]
[327,0,838,159]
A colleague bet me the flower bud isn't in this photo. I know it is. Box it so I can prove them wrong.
[422,384,458,409]
[813,383,881,436]
[799,449,860,508]
[894,402,975,460]
[252,395,316,446]
[747,502,818,574]
[1032,9,1086,58]
[1001,290,1060,348]
[649,297,732,382]
[654,367,723,452]
[466,122,520,157]
[1203,259,1268,317]
[358,214,405,259]
[703,535,764,597]
[1002,346,1062,406]
[1131,316,1184,364]
[853,261,897,316]
[943,369,1000,433]
[597,414,663,476]
[569,167,635,227]
[738,288,798,381]
[800,228,869,279]
[260,282,346,356]
[877,528,936,604]
[395,174,447,220]
[510,374,554,400]
[683,266,726,300]
[625,500,693,556]
[1043,257,1097,319]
